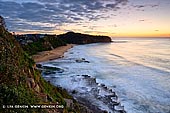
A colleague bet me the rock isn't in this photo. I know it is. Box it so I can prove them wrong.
[90,78,96,85]
[36,64,42,68]
[84,61,90,63]
[75,58,90,63]
[112,102,120,106]
[110,96,118,102]
[82,75,90,78]
[43,66,59,71]
[91,88,99,96]
[26,78,36,88]
[103,110,108,113]
[58,55,64,58]
[103,86,108,90]
[97,95,102,99]
[100,84,105,87]
[75,59,84,63]
[64,98,73,108]
[34,84,40,93]
[72,90,77,94]
[82,58,85,60]
[109,89,112,93]
[26,78,40,92]
[42,66,64,75]
[114,105,125,113]
[47,95,53,102]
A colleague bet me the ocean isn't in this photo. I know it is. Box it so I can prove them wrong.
[41,38,170,113]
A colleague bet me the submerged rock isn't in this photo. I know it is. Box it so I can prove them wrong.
[39,65,65,75]
[75,58,90,63]
[72,90,78,94]
[43,70,56,75]
[43,66,60,71]
[82,75,90,78]
[63,75,126,112]
[36,64,42,68]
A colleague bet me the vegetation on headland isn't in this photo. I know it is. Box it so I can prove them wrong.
[57,32,112,44]
[0,17,92,113]
[15,31,112,55]
[21,35,66,55]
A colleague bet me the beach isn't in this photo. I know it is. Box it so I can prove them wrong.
[32,44,74,63]
[40,39,170,113]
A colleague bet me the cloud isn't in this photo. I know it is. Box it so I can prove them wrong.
[0,1,23,18]
[133,5,145,8]
[0,0,128,33]
[22,2,44,10]
[106,4,117,8]
[132,3,159,10]
[139,19,145,21]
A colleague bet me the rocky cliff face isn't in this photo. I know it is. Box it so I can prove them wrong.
[58,32,112,44]
[0,20,91,113]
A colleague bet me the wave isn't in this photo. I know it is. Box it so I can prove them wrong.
[41,39,170,113]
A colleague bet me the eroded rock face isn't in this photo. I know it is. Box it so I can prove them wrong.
[34,84,40,93]
[26,78,36,88]
[73,75,126,113]
[44,74,126,113]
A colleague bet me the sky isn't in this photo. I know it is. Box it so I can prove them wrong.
[0,0,170,37]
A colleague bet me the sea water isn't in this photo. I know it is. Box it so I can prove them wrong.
[42,38,170,113]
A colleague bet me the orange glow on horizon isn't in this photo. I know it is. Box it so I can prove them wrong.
[13,30,170,38]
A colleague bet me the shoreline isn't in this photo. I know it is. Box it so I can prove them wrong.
[32,44,104,112]
[32,44,74,63]
[33,43,125,112]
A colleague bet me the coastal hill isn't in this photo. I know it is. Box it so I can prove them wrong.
[0,17,92,113]
[14,32,112,55]
[57,32,112,44]
[21,35,67,55]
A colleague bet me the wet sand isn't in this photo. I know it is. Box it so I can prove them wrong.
[32,44,74,63]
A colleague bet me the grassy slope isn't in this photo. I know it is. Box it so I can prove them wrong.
[0,25,84,113]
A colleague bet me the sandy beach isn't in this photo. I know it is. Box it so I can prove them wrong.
[32,44,74,63]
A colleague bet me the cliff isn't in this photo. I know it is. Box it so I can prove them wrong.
[57,32,112,44]
[0,19,91,113]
